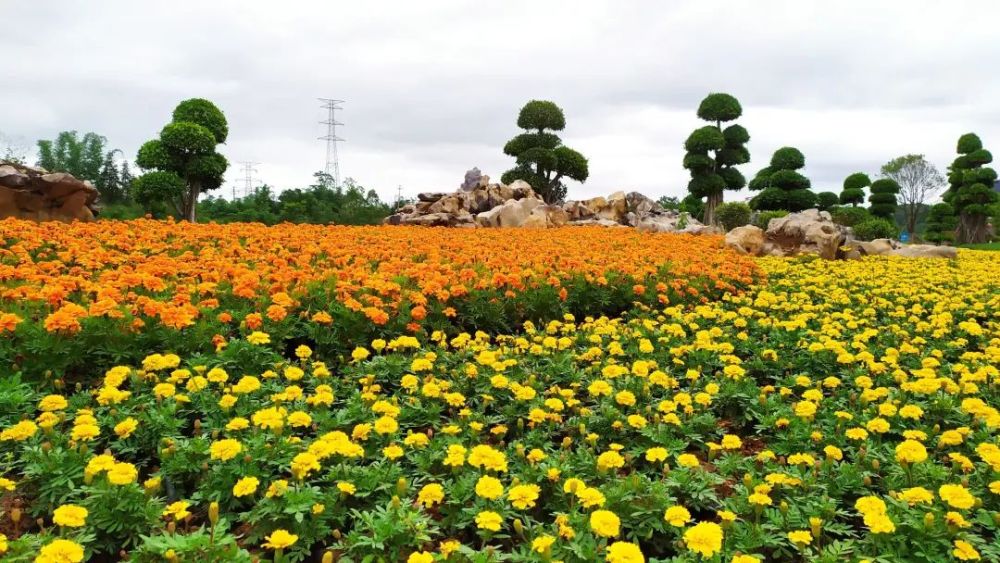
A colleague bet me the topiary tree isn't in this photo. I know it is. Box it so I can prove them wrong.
[839,172,869,206]
[133,98,229,222]
[679,193,705,221]
[714,201,752,231]
[682,93,749,225]
[868,178,901,220]
[942,133,999,244]
[816,191,839,211]
[923,202,958,244]
[501,100,588,203]
[748,147,815,212]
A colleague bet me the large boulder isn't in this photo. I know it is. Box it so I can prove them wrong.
[597,191,628,222]
[634,210,705,233]
[853,238,897,256]
[522,204,570,229]
[764,209,847,260]
[461,167,488,191]
[889,244,957,259]
[625,191,658,215]
[0,162,99,222]
[725,225,766,255]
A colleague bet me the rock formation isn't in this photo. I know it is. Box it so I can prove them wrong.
[384,168,711,233]
[723,209,958,259]
[0,162,99,222]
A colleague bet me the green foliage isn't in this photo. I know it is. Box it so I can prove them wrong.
[830,206,871,227]
[198,174,393,226]
[923,202,958,243]
[683,92,749,224]
[852,217,899,241]
[680,193,705,219]
[868,178,900,219]
[134,98,230,221]
[749,147,814,211]
[37,131,105,181]
[839,172,870,206]
[815,191,839,211]
[697,93,743,122]
[943,132,999,243]
[714,202,751,231]
[752,210,788,229]
[502,100,588,203]
[656,196,679,211]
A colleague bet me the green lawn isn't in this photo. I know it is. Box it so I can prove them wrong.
[960,241,1000,250]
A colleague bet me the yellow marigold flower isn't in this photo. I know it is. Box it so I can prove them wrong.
[262,529,298,549]
[337,481,356,495]
[664,505,691,527]
[788,530,812,546]
[209,438,242,461]
[247,331,271,345]
[721,434,742,450]
[507,484,541,510]
[407,552,434,563]
[35,539,85,563]
[589,509,621,538]
[38,395,69,412]
[683,521,723,558]
[645,447,668,462]
[266,479,289,498]
[953,540,981,561]
[417,483,445,507]
[894,440,928,464]
[52,504,88,527]
[597,450,625,471]
[605,541,645,563]
[938,484,976,509]
[290,452,321,479]
[106,462,138,485]
[162,500,191,521]
[677,453,699,468]
[233,476,260,497]
[898,487,934,506]
[475,510,502,532]
[114,417,138,439]
[475,475,504,500]
[532,534,556,553]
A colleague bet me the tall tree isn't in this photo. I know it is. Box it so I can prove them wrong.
[839,172,869,207]
[748,147,815,211]
[880,154,945,235]
[36,131,107,181]
[868,178,900,220]
[682,93,749,225]
[133,98,229,222]
[943,133,998,244]
[501,100,588,203]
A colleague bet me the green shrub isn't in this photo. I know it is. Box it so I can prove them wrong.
[714,202,751,230]
[853,217,899,241]
[830,206,871,227]
[752,210,788,229]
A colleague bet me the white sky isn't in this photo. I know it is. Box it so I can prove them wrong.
[2,0,998,203]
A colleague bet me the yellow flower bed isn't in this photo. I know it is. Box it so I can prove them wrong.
[0,249,998,562]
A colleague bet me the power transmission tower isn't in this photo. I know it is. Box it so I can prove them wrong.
[318,98,345,188]
[238,161,259,198]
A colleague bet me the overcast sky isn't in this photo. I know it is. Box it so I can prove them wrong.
[3,1,999,203]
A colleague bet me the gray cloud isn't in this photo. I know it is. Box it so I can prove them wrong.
[2,0,998,202]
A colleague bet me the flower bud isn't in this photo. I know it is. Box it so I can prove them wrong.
[11,508,21,524]
[391,495,401,508]
[871,459,880,471]
[165,549,179,563]
[779,501,788,515]
[396,478,408,496]
[513,518,524,535]
[863,476,872,486]
[924,512,935,528]
[322,552,335,563]
[209,501,219,525]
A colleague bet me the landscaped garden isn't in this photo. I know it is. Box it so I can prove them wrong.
[1,220,997,562]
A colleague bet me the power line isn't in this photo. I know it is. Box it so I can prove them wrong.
[318,98,345,188]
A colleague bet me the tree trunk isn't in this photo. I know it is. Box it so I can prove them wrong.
[957,213,988,244]
[704,192,722,226]
[906,205,917,236]
[183,183,201,222]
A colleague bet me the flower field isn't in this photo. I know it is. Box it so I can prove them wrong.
[0,218,756,381]
[1,223,999,563]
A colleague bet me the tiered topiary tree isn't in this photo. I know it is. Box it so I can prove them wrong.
[816,191,839,211]
[682,93,750,225]
[748,147,816,212]
[923,202,958,244]
[868,178,901,220]
[133,98,229,222]
[942,133,999,244]
[501,100,589,204]
[839,172,869,207]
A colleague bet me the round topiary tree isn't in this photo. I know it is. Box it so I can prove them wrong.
[868,178,901,220]
[682,93,750,225]
[501,100,588,203]
[133,98,229,222]
[748,147,816,212]
[840,172,869,207]
[816,191,839,211]
[942,132,999,243]
[714,201,752,231]
[923,202,958,244]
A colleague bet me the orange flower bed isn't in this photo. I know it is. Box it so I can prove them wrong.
[0,218,759,379]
